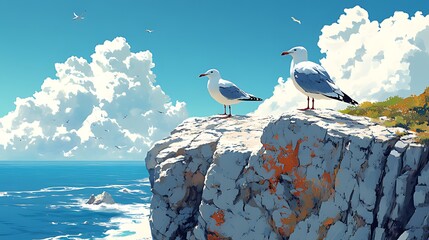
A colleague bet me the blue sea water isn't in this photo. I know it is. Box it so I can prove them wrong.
[0,161,152,240]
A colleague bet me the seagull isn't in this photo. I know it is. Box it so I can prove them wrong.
[145,29,154,33]
[291,17,301,24]
[72,12,85,20]
[115,145,126,150]
[199,69,262,117]
[281,46,358,110]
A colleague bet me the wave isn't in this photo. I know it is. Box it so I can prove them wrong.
[23,195,46,199]
[3,180,149,196]
[36,233,84,240]
[73,198,152,239]
[99,204,151,239]
[119,188,145,194]
[102,216,151,240]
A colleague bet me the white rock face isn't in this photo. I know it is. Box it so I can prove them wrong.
[86,191,115,205]
[145,110,429,240]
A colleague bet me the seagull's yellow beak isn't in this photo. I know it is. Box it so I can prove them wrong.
[199,73,208,77]
[281,51,290,56]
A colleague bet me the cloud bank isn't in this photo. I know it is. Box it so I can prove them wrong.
[254,6,429,116]
[0,37,187,160]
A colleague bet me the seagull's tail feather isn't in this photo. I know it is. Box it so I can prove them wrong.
[239,95,263,101]
[324,92,358,105]
[342,92,359,105]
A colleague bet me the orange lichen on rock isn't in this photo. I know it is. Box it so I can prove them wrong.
[318,216,339,239]
[292,171,308,196]
[322,171,332,184]
[274,134,279,140]
[263,143,277,152]
[211,210,225,226]
[261,138,340,238]
[278,225,295,237]
[323,217,335,227]
[207,230,226,240]
[281,213,298,225]
[262,139,303,195]
[277,210,299,237]
[277,140,302,173]
[278,172,337,237]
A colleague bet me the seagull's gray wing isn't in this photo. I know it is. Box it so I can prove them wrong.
[219,80,249,100]
[293,62,342,98]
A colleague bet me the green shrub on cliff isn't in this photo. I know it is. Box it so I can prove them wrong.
[341,87,429,144]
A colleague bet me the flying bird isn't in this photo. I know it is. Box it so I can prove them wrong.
[281,46,358,110]
[291,17,301,24]
[72,12,85,20]
[145,29,154,33]
[115,145,126,150]
[199,69,262,117]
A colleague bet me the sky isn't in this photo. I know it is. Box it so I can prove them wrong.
[0,1,428,160]
[1,0,427,117]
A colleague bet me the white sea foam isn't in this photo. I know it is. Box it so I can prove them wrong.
[23,195,45,199]
[99,204,151,239]
[36,233,84,240]
[72,197,152,239]
[14,204,34,207]
[62,222,78,226]
[0,191,9,197]
[119,188,145,194]
[4,181,147,196]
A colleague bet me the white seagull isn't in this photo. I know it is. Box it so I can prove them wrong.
[199,69,262,117]
[145,29,154,33]
[291,17,301,24]
[73,12,85,20]
[281,46,358,110]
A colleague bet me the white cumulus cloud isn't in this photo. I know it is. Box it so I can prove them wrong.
[0,37,187,160]
[254,6,429,116]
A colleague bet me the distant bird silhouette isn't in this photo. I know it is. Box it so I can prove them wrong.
[291,16,301,24]
[115,145,126,150]
[73,12,85,20]
[157,111,164,114]
[123,115,128,119]
[145,29,154,33]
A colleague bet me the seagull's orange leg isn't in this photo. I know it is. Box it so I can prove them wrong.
[298,96,310,111]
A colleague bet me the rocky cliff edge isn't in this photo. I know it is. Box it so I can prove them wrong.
[145,109,429,240]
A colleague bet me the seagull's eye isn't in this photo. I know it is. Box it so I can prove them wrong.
[210,71,213,73]
[294,49,297,51]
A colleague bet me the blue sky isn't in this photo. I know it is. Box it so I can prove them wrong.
[0,0,427,117]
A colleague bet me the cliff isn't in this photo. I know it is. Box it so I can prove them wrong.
[145,110,429,240]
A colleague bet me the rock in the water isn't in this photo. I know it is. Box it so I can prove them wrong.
[146,110,429,240]
[86,191,115,205]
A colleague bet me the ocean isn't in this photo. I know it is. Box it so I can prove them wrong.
[0,161,152,240]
